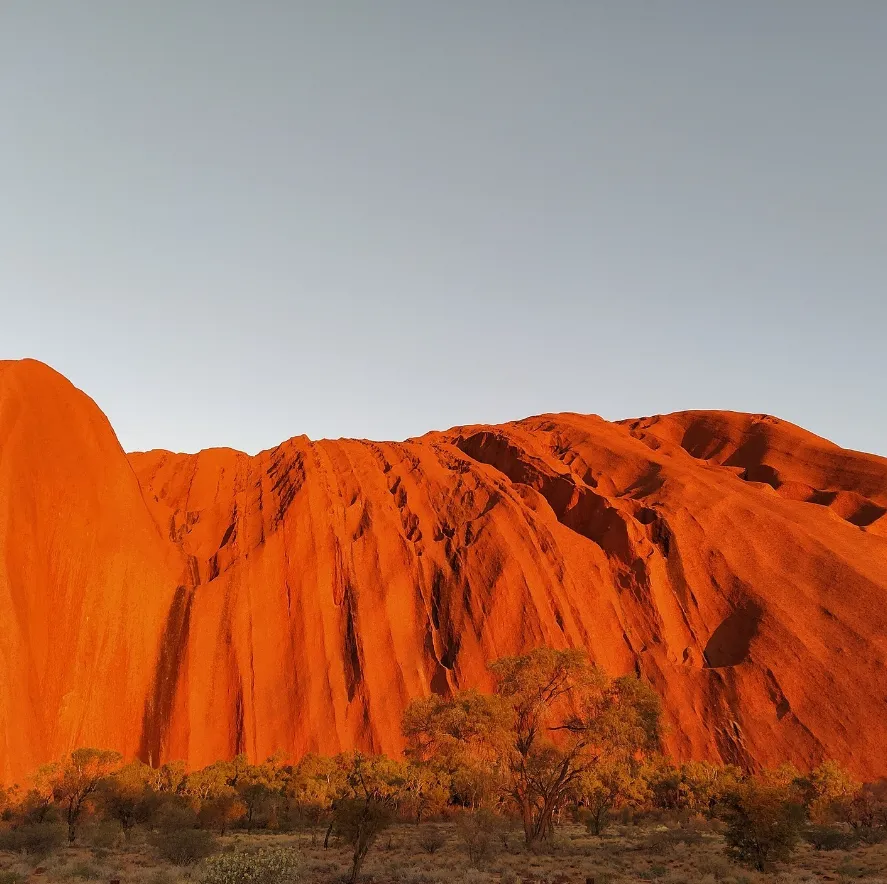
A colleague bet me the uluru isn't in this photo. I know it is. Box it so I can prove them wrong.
[2,357,886,786]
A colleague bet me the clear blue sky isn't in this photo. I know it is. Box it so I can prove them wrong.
[1,3,885,455]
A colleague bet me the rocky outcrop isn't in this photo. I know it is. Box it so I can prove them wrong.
[2,359,886,783]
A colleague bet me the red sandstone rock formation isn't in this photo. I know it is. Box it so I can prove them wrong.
[2,358,886,784]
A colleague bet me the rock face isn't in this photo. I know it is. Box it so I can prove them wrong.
[0,360,181,783]
[2,358,887,783]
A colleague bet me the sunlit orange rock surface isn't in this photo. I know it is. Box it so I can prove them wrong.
[2,358,887,784]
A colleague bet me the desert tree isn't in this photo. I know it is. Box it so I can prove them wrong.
[182,759,236,801]
[233,753,289,829]
[147,759,187,794]
[198,793,247,835]
[286,753,348,844]
[332,754,395,884]
[50,747,123,842]
[403,646,662,847]
[574,757,642,835]
[842,780,887,830]
[402,761,451,824]
[677,760,743,814]
[0,783,19,819]
[403,687,510,813]
[492,647,661,845]
[99,759,157,838]
[800,760,860,822]
[723,777,806,871]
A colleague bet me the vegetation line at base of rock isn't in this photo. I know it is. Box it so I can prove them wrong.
[2,648,885,881]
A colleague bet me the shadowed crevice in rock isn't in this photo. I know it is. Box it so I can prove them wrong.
[138,585,194,767]
[703,601,763,669]
[342,584,363,702]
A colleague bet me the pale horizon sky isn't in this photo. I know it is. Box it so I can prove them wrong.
[1,3,885,456]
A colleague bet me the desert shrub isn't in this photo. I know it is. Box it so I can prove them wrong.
[644,825,707,854]
[235,783,278,831]
[803,824,857,850]
[83,819,121,849]
[150,827,218,865]
[0,822,66,857]
[643,757,683,810]
[68,862,101,879]
[837,860,867,879]
[679,761,743,813]
[0,872,24,884]
[12,794,58,827]
[856,825,887,845]
[417,824,447,854]
[151,794,200,831]
[694,854,734,880]
[722,780,805,871]
[456,809,499,867]
[286,800,328,840]
[496,816,520,852]
[579,805,610,837]
[199,847,303,884]
[616,805,635,825]
[837,781,887,830]
[199,794,247,835]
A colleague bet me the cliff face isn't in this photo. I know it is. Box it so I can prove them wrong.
[2,359,887,783]
[0,360,182,781]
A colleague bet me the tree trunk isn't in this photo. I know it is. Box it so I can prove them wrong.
[520,798,534,846]
[349,838,369,884]
[528,797,557,846]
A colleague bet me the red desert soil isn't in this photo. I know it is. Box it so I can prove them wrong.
[1,358,886,784]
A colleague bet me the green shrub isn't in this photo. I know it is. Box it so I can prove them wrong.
[0,822,66,857]
[803,824,857,850]
[150,827,218,865]
[199,847,303,884]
